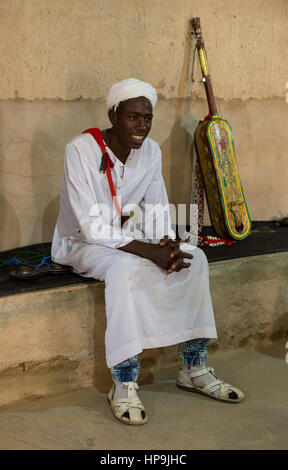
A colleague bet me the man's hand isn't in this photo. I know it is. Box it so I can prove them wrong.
[118,237,193,274]
[159,235,193,274]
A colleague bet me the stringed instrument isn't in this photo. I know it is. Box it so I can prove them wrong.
[191,17,251,240]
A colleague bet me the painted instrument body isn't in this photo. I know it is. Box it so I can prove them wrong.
[192,18,251,240]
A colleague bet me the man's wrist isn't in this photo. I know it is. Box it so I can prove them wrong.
[118,240,154,260]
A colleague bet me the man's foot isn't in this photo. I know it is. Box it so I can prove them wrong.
[176,366,244,403]
[108,381,148,425]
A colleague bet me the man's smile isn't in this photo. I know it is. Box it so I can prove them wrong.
[130,134,147,146]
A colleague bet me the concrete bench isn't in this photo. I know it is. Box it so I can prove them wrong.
[0,252,287,407]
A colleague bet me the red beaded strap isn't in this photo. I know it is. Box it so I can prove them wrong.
[82,128,129,226]
[83,128,114,173]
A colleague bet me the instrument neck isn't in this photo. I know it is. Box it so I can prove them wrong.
[203,76,218,116]
[196,42,218,116]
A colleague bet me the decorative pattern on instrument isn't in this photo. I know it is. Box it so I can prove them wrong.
[195,122,225,237]
[194,118,251,240]
[207,119,251,238]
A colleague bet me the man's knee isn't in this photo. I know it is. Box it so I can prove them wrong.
[106,253,141,281]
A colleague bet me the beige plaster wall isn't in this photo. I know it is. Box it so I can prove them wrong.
[1,0,287,101]
[0,0,287,251]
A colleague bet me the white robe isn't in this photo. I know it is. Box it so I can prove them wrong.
[52,133,217,368]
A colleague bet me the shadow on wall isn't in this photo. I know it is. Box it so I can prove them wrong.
[161,115,194,206]
[0,196,21,252]
[42,195,60,243]
[28,100,109,247]
[0,106,21,251]
[30,127,63,245]
[160,20,200,217]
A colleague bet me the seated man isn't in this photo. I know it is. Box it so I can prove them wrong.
[52,78,244,426]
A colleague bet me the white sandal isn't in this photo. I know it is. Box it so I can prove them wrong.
[108,381,148,425]
[176,366,244,404]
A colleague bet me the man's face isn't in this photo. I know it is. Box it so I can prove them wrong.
[109,96,153,150]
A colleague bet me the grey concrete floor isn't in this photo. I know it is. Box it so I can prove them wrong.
[0,345,288,450]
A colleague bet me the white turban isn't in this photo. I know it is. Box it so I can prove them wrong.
[106,78,158,111]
